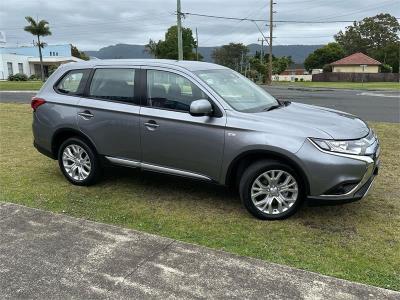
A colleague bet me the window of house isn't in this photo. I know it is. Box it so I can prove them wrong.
[7,62,13,76]
[146,70,208,112]
[56,69,91,95]
[56,52,58,56]
[18,63,24,74]
[89,68,135,103]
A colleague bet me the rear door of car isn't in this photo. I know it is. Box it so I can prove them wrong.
[139,67,226,181]
[77,66,141,162]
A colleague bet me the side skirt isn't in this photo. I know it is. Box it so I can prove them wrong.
[105,156,213,182]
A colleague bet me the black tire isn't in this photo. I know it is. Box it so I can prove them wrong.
[239,159,304,220]
[57,137,101,186]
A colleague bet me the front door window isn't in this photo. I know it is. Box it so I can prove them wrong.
[146,69,208,112]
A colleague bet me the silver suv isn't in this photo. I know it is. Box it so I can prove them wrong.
[32,59,380,220]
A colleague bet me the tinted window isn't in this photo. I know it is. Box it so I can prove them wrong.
[89,69,135,102]
[147,70,208,112]
[56,69,90,95]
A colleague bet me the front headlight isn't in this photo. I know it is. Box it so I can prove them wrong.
[310,130,376,155]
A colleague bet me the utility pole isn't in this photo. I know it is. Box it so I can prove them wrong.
[195,27,199,61]
[240,51,244,73]
[268,0,275,85]
[177,0,183,60]
[257,38,264,64]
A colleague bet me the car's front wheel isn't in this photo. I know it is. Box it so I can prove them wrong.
[239,160,304,220]
[58,137,101,186]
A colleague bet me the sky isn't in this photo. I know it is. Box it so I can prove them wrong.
[0,0,399,50]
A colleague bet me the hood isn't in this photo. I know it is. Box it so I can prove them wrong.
[254,102,369,139]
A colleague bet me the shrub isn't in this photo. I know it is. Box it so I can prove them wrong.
[48,64,58,76]
[323,64,332,73]
[8,73,28,81]
[300,78,304,82]
[29,74,41,81]
[381,64,392,73]
[294,77,299,82]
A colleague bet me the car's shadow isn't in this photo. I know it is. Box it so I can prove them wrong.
[96,165,360,222]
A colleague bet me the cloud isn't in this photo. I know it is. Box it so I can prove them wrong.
[1,0,398,50]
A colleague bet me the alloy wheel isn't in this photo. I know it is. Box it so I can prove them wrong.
[62,144,91,181]
[251,169,298,215]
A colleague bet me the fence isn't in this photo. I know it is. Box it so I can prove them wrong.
[312,72,399,82]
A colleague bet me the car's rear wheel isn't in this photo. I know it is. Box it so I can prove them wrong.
[239,160,304,220]
[58,137,101,186]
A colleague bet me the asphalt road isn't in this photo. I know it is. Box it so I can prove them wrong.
[1,202,399,299]
[0,86,399,122]
[263,86,399,123]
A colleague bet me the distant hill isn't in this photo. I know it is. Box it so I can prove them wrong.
[85,43,323,63]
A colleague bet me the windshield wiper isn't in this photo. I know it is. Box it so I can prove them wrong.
[264,103,282,111]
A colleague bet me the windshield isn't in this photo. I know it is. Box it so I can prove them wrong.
[195,69,278,112]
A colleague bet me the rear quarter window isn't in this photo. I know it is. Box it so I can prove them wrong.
[55,69,91,95]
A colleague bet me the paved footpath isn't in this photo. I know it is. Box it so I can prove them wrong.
[0,202,399,299]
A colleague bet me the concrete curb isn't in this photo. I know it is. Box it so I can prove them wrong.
[0,202,399,299]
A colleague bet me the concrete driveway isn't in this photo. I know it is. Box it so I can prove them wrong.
[0,202,398,299]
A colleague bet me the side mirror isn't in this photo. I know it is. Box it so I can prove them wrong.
[190,99,213,116]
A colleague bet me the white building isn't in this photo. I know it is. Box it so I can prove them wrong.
[0,44,83,80]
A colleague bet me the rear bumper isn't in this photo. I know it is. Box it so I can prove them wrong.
[34,141,56,159]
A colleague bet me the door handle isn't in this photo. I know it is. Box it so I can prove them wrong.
[144,120,159,130]
[78,110,94,119]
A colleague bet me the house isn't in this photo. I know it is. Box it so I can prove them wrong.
[0,44,82,80]
[330,52,381,73]
[274,64,312,82]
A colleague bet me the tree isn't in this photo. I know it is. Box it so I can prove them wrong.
[145,26,200,60]
[71,44,89,60]
[304,43,345,72]
[24,16,51,81]
[144,39,160,58]
[212,43,249,71]
[272,56,294,74]
[335,13,400,72]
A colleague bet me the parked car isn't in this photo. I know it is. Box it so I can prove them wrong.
[32,59,380,220]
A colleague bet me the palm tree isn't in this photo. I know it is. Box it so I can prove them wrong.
[24,16,51,81]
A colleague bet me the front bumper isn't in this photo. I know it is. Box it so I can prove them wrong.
[306,138,380,203]
[307,163,378,204]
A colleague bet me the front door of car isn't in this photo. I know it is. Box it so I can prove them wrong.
[77,67,141,162]
[140,68,226,181]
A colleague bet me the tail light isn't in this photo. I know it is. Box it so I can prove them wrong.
[31,97,46,111]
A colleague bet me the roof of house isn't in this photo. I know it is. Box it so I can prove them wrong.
[330,52,381,66]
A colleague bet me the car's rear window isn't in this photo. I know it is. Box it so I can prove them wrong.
[55,69,91,95]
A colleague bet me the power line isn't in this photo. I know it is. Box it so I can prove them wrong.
[311,0,397,22]
[182,12,399,23]
[190,1,268,46]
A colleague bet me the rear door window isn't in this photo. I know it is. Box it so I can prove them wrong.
[89,68,135,103]
[56,69,90,95]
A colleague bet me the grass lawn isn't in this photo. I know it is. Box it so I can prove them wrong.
[273,81,400,90]
[0,103,399,291]
[0,81,43,91]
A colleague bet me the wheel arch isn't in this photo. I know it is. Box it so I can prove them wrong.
[51,128,98,158]
[225,149,310,195]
